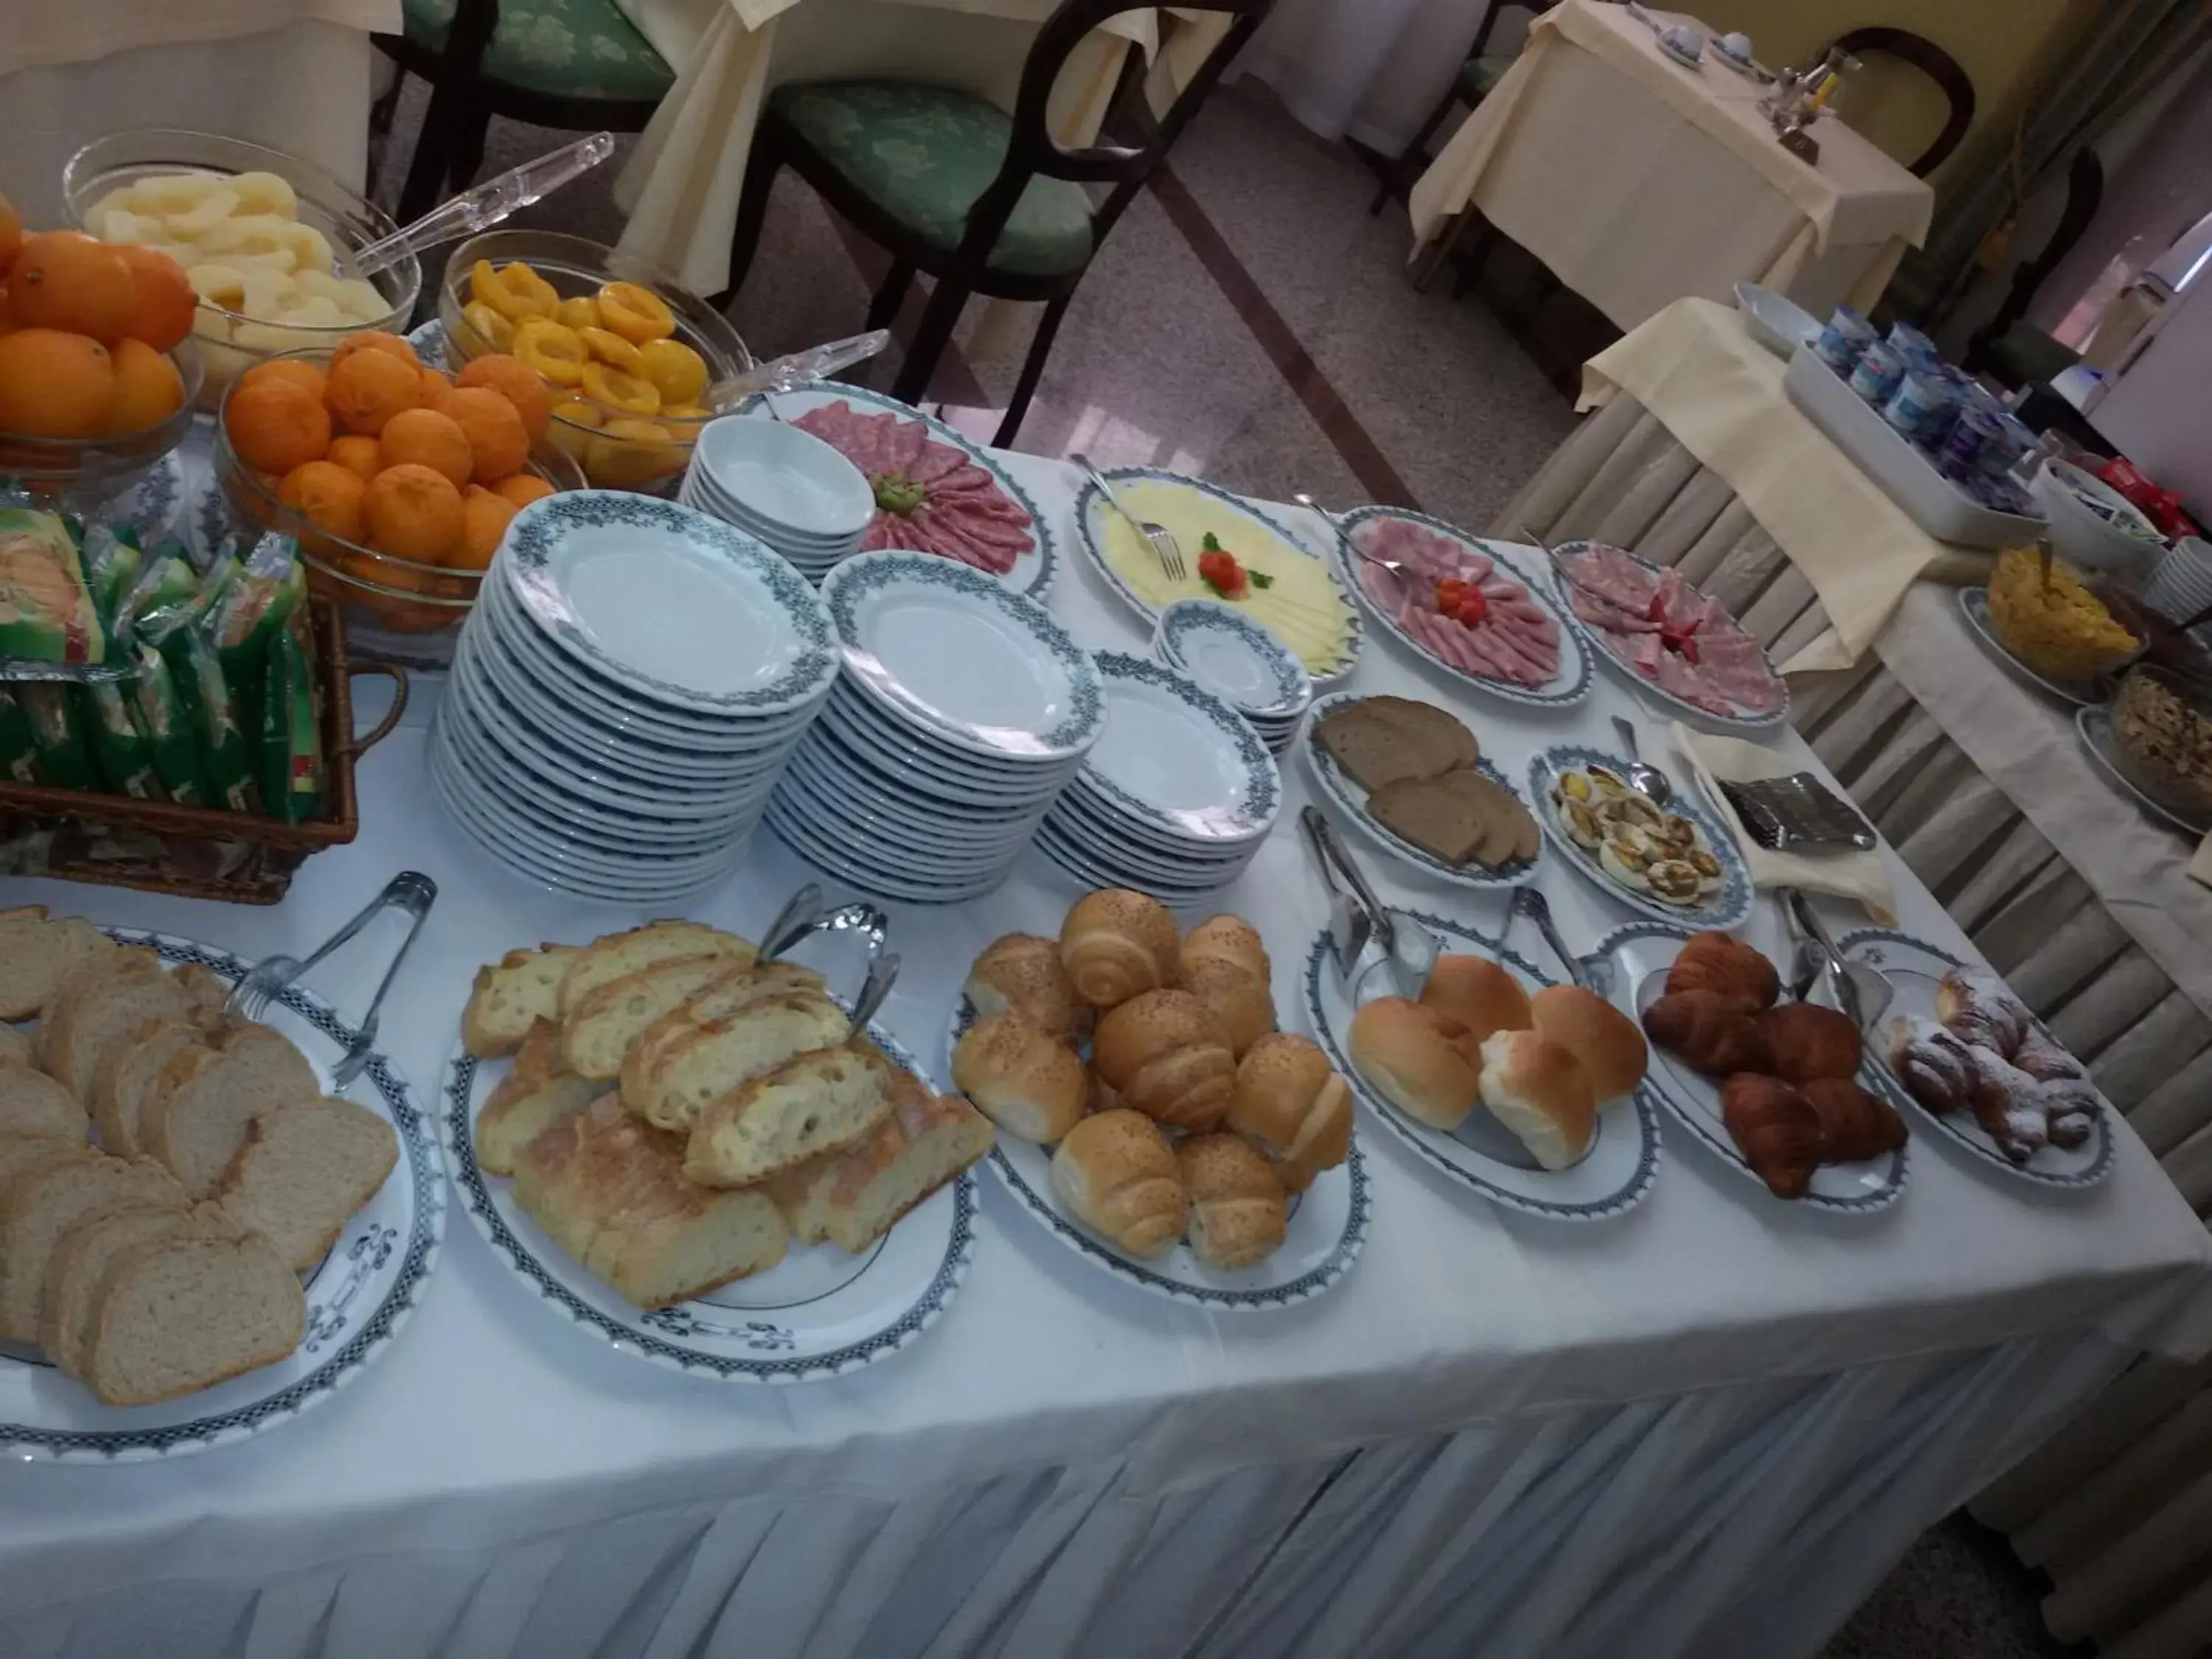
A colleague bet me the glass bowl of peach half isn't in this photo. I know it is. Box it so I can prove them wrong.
[435,229,751,497]
[213,345,582,637]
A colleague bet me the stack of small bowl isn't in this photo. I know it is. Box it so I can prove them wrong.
[1152,598,1312,756]
[678,415,874,584]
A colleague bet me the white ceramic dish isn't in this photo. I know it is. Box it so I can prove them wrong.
[2076,705,2211,836]
[1734,283,1820,359]
[689,414,874,540]
[1955,587,2113,709]
[1154,598,1310,720]
[1529,743,1756,930]
[2032,458,2163,576]
[1074,651,1280,846]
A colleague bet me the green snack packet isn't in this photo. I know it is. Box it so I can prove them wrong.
[80,524,144,630]
[0,509,105,669]
[16,684,94,791]
[212,534,303,740]
[260,630,323,824]
[124,643,204,804]
[136,554,257,814]
[0,686,41,784]
[76,682,163,800]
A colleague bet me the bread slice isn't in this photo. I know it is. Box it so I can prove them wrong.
[475,1020,603,1177]
[463,944,582,1059]
[170,964,235,1029]
[631,992,852,1133]
[556,922,755,1018]
[0,1062,88,1143]
[512,1094,787,1307]
[215,1096,398,1272]
[562,956,749,1082]
[88,1018,201,1156]
[0,1025,30,1068]
[43,948,189,1098]
[1369,775,1489,864]
[617,961,828,1116]
[685,1045,898,1189]
[1366,695,1480,769]
[0,1134,88,1194]
[1316,699,1475,790]
[41,1202,198,1377]
[768,1066,992,1252]
[141,1023,321,1199]
[81,1231,305,1405]
[0,1152,187,1341]
[0,912,111,1021]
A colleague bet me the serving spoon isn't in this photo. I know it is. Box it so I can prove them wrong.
[1611,715,1674,807]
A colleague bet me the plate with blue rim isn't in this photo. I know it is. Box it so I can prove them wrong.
[1301,691,1543,893]
[1597,922,1909,1214]
[761,793,1022,905]
[1072,465,1363,689]
[440,1008,978,1382]
[821,551,1104,765]
[1529,743,1755,931]
[1155,598,1311,721]
[1062,651,1281,846]
[739,382,1057,600]
[0,928,444,1464]
[946,998,1368,1308]
[1836,928,2116,1189]
[1955,588,2115,709]
[497,490,840,719]
[1303,911,1662,1220]
[1332,507,1593,710]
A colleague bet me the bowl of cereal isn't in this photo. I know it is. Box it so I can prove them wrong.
[1986,544,2146,686]
[63,129,419,408]
[2110,664,2212,823]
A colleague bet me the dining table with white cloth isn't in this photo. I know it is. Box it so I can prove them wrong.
[1406,0,1933,332]
[1,445,2209,1659]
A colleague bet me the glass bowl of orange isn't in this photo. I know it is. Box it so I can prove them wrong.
[434,229,750,498]
[212,338,582,642]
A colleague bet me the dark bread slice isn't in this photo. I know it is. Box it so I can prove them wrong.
[1369,776,1489,865]
[1360,696,1480,771]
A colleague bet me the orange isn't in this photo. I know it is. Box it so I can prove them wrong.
[0,192,19,277]
[99,337,185,436]
[492,473,556,509]
[8,233,138,341]
[328,331,419,375]
[114,246,197,352]
[363,463,465,563]
[325,347,422,436]
[0,328,116,438]
[416,364,460,418]
[0,285,14,335]
[378,407,473,489]
[456,353,551,440]
[239,358,326,402]
[456,486,518,570]
[225,373,331,475]
[327,434,383,484]
[447,386,528,485]
[277,459,368,546]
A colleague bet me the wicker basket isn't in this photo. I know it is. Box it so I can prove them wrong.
[0,599,407,903]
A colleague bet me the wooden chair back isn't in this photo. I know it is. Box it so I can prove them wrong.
[1832,27,1975,177]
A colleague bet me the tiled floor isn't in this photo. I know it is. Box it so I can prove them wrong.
[378,73,2078,1659]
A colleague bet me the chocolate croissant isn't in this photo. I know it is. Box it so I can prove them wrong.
[1720,1074,1826,1199]
[1664,932,1779,1012]
[1799,1077,1907,1164]
[1756,1003,1863,1083]
[1641,991,1774,1079]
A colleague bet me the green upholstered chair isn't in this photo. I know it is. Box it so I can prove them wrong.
[1369,0,1557,217]
[717,0,1271,447]
[375,0,675,225]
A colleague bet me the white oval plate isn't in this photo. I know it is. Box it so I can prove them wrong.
[440,1018,975,1381]
[1599,922,1907,1213]
[1529,744,1755,931]
[0,928,444,1462]
[771,770,1040,875]
[791,721,1074,823]
[1302,912,1662,1220]
[1075,651,1281,846]
[814,683,1088,799]
[1333,508,1591,709]
[2077,706,2209,837]
[1837,929,2115,1189]
[1029,824,1251,908]
[1155,599,1311,719]
[1955,587,2113,710]
[762,795,1015,905]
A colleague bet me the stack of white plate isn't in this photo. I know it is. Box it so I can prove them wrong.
[678,414,874,584]
[1152,598,1311,757]
[1035,651,1281,905]
[763,551,1105,903]
[431,491,839,902]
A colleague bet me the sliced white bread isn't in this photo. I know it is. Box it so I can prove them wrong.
[631,991,852,1134]
[616,961,828,1116]
[170,964,236,1029]
[81,1231,305,1406]
[0,1135,88,1194]
[88,1018,201,1156]
[684,1044,898,1189]
[0,1152,187,1341]
[41,1202,197,1377]
[215,1096,398,1272]
[555,922,756,1018]
[462,944,582,1059]
[475,1022,605,1179]
[512,1094,787,1307]
[768,1065,992,1252]
[0,911,111,1022]
[0,1025,30,1067]
[44,949,191,1099]
[562,956,750,1082]
[141,1024,321,1199]
[36,943,155,1072]
[0,1062,88,1143]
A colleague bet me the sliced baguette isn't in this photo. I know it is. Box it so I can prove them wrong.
[562,956,748,1082]
[617,961,829,1116]
[0,1152,187,1341]
[0,913,111,1022]
[82,1232,305,1405]
[141,1024,321,1199]
[0,1135,89,1194]
[684,1044,898,1189]
[44,948,189,1098]
[170,964,236,1029]
[768,1066,992,1252]
[631,991,852,1133]
[0,1026,30,1068]
[463,945,582,1059]
[42,1202,195,1377]
[475,1019,595,1177]
[215,1096,397,1271]
[89,1018,201,1156]
[512,1094,787,1307]
[0,1062,88,1143]
[556,922,755,1018]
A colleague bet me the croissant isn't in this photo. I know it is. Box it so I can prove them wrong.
[2011,1026,2086,1084]
[1641,991,1774,1078]
[1755,1003,1863,1083]
[1937,969,2030,1055]
[1664,932,1779,1012]
[1964,1045,2049,1164]
[1887,1016,1975,1114]
[1720,1074,1826,1199]
[1798,1077,1907,1164]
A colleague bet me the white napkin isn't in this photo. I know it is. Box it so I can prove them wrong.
[2191,832,2212,890]
[1669,722,1899,924]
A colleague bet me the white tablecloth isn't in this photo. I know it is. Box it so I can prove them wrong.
[0,453,2206,1659]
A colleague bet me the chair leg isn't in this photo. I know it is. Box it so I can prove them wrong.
[1414,204,1486,294]
[365,72,405,204]
[397,82,473,226]
[865,260,916,333]
[891,278,968,407]
[1369,86,1467,217]
[447,107,493,195]
[993,295,1070,448]
[709,131,784,312]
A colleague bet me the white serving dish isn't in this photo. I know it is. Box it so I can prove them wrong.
[2031,458,2163,575]
[1782,345,2047,549]
[1734,284,1819,359]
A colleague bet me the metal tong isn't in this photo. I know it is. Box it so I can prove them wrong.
[754,883,898,1035]
[1779,886,1892,1033]
[1301,807,1438,996]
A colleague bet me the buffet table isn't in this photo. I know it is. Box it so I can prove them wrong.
[1,442,2208,1659]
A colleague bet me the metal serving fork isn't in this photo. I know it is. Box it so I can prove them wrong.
[1074,451,1186,580]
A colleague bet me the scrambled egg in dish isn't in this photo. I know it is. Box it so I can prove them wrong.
[1986,546,2139,684]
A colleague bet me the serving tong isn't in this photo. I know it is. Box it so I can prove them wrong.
[1779,886,1893,1033]
[755,883,897,1035]
[1301,807,1439,997]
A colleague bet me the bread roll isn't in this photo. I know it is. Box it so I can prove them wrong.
[1121,1043,1237,1132]
[1182,957,1277,1059]
[1229,1033,1352,1194]
[1059,890,1180,1010]
[964,933,1091,1045]
[1348,997,1480,1130]
[1091,990,1211,1088]
[1180,916,1270,987]
[1420,955,1531,1046]
[1527,985,1647,1102]
[1475,1030,1596,1170]
[1175,1133,1287,1269]
[951,1014,1088,1143]
[1050,1109,1187,1259]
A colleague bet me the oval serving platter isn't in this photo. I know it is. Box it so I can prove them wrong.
[1529,744,1755,931]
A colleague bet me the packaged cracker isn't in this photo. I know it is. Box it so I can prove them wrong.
[260,629,324,824]
[0,508,107,674]
[15,684,94,791]
[0,686,40,784]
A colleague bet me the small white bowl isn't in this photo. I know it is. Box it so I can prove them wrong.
[1153,599,1312,723]
[690,415,874,541]
[2032,458,2165,575]
[1734,283,1820,359]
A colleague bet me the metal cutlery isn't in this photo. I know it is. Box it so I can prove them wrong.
[846,951,900,1038]
[1780,886,1893,1032]
[1301,806,1439,995]
[756,883,826,961]
[1074,452,1186,580]
[1611,714,1674,807]
[1293,491,1402,583]
[1510,886,1614,997]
